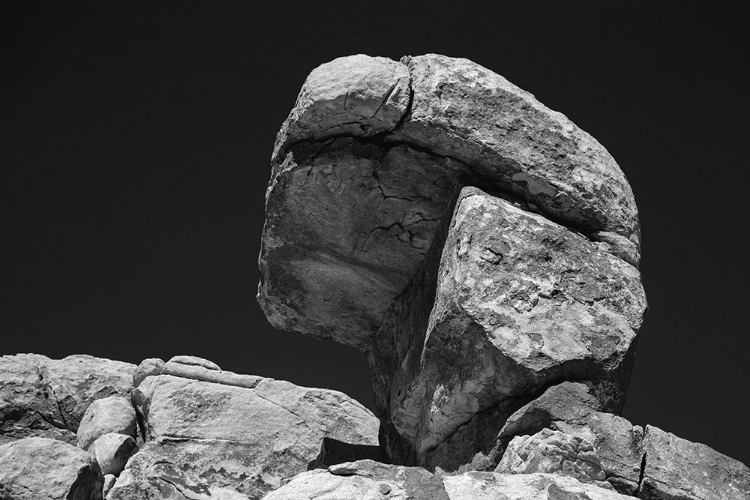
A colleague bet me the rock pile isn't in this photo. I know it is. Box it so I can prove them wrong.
[256,53,748,499]
[1,54,749,499]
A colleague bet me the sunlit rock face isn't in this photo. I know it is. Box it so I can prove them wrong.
[258,53,646,468]
[377,187,644,464]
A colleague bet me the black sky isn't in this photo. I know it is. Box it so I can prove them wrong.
[2,1,748,466]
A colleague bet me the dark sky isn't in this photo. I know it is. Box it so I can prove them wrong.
[2,2,748,466]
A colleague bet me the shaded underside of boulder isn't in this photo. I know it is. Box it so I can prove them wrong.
[0,354,135,446]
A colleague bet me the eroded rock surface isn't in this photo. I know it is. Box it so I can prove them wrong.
[107,449,249,500]
[376,188,645,465]
[127,358,380,499]
[496,428,611,490]
[259,53,642,350]
[264,460,631,499]
[474,382,750,499]
[0,437,103,500]
[638,425,750,500]
[0,354,135,445]
[257,53,647,469]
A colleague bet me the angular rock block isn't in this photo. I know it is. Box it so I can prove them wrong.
[0,354,135,445]
[637,425,750,500]
[0,437,104,500]
[380,188,645,464]
[129,359,380,499]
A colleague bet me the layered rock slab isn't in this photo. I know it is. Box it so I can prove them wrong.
[0,436,104,500]
[392,54,641,252]
[126,358,380,499]
[0,354,135,445]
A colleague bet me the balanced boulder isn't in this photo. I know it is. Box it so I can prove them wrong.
[257,53,647,468]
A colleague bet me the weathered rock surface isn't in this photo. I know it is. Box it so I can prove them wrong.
[0,354,135,445]
[129,358,380,499]
[88,432,137,476]
[272,54,411,159]
[638,425,750,500]
[265,459,631,499]
[392,54,640,250]
[474,382,750,498]
[375,187,645,465]
[77,395,136,450]
[488,382,645,494]
[258,53,647,469]
[0,436,103,500]
[496,428,611,490]
[107,448,249,500]
[259,53,642,352]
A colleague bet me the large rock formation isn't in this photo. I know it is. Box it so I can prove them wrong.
[258,53,647,467]
[0,354,135,446]
[1,53,749,500]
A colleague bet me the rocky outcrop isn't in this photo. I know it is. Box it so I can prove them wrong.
[255,53,749,498]
[467,381,750,499]
[257,53,647,468]
[0,437,103,500]
[264,459,631,499]
[127,357,380,499]
[0,354,135,445]
[2,53,749,500]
